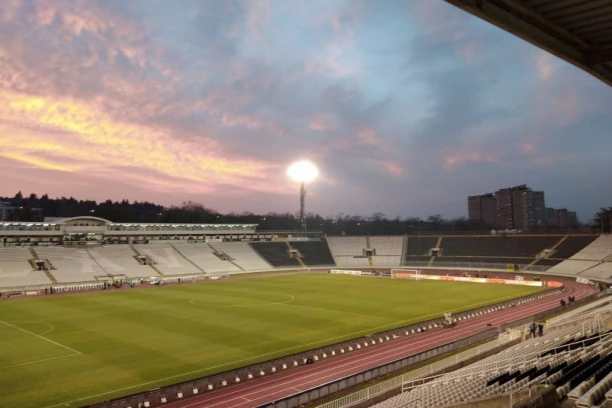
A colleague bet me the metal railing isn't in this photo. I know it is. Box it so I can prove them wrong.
[401,331,612,395]
[317,337,506,408]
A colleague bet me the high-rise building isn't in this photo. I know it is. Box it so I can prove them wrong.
[470,185,576,231]
[495,185,530,230]
[531,191,547,228]
[546,207,558,227]
[0,201,10,221]
[513,187,532,231]
[468,194,497,227]
[567,211,578,228]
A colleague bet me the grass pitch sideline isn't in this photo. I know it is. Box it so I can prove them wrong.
[0,274,545,407]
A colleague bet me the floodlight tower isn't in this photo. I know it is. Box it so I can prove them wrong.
[287,160,319,232]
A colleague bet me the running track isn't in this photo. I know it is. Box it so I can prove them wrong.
[164,277,597,408]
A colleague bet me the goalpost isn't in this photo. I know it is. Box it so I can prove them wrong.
[390,268,423,280]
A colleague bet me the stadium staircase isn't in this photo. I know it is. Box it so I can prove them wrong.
[207,243,245,271]
[285,241,307,269]
[129,244,164,275]
[170,244,207,274]
[85,249,113,278]
[400,234,408,265]
[366,236,374,267]
[28,246,58,284]
[527,235,570,270]
[429,236,443,267]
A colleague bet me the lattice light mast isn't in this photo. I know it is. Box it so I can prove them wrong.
[287,160,319,232]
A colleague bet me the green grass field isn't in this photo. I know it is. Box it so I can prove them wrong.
[0,274,545,407]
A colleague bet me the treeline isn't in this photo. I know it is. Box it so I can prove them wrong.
[594,208,612,233]
[0,191,603,234]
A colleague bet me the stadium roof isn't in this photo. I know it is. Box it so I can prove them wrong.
[444,0,612,88]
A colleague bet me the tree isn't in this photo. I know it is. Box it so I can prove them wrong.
[593,207,612,233]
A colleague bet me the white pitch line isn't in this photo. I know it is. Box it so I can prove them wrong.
[1,321,82,356]
[38,322,55,336]
[190,293,295,308]
[0,353,80,370]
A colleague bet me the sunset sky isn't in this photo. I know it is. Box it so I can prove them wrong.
[1,0,611,221]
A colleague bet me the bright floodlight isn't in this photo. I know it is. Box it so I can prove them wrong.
[287,160,319,183]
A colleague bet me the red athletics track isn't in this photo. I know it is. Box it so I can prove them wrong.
[165,278,597,408]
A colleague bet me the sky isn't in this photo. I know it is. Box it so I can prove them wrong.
[0,0,611,221]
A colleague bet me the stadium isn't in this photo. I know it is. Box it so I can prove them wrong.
[1,215,611,408]
[2,1,612,408]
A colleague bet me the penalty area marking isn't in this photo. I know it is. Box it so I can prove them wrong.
[0,353,81,370]
[42,290,544,408]
[0,320,82,356]
[189,293,295,308]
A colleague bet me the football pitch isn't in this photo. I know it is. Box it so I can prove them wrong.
[0,273,545,407]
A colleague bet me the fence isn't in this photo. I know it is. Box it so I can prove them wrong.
[255,329,498,408]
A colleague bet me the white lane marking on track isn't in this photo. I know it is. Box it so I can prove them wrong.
[0,321,81,355]
[42,282,591,408]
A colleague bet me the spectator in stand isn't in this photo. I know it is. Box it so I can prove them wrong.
[529,322,537,338]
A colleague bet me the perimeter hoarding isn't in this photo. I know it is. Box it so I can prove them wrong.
[394,272,544,287]
[329,269,363,276]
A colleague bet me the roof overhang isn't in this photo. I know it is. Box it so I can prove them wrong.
[444,0,612,87]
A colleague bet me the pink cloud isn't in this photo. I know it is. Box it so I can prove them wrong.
[357,127,386,149]
[382,161,404,177]
[414,1,468,44]
[309,114,338,131]
[521,142,535,155]
[246,0,272,39]
[455,40,480,63]
[442,148,499,170]
[534,52,555,81]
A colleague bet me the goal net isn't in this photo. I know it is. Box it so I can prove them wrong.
[391,268,423,280]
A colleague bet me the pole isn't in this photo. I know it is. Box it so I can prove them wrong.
[300,182,306,232]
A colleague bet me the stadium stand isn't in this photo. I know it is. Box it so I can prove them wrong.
[35,246,108,283]
[405,236,438,256]
[211,242,271,271]
[249,242,302,267]
[546,260,602,276]
[170,243,240,273]
[0,247,52,287]
[431,256,533,267]
[290,241,336,266]
[532,258,563,267]
[326,236,370,267]
[373,313,612,408]
[439,236,561,258]
[136,245,203,276]
[369,236,403,267]
[546,236,612,279]
[87,245,152,277]
[570,235,612,261]
[552,235,599,259]
[579,262,612,282]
